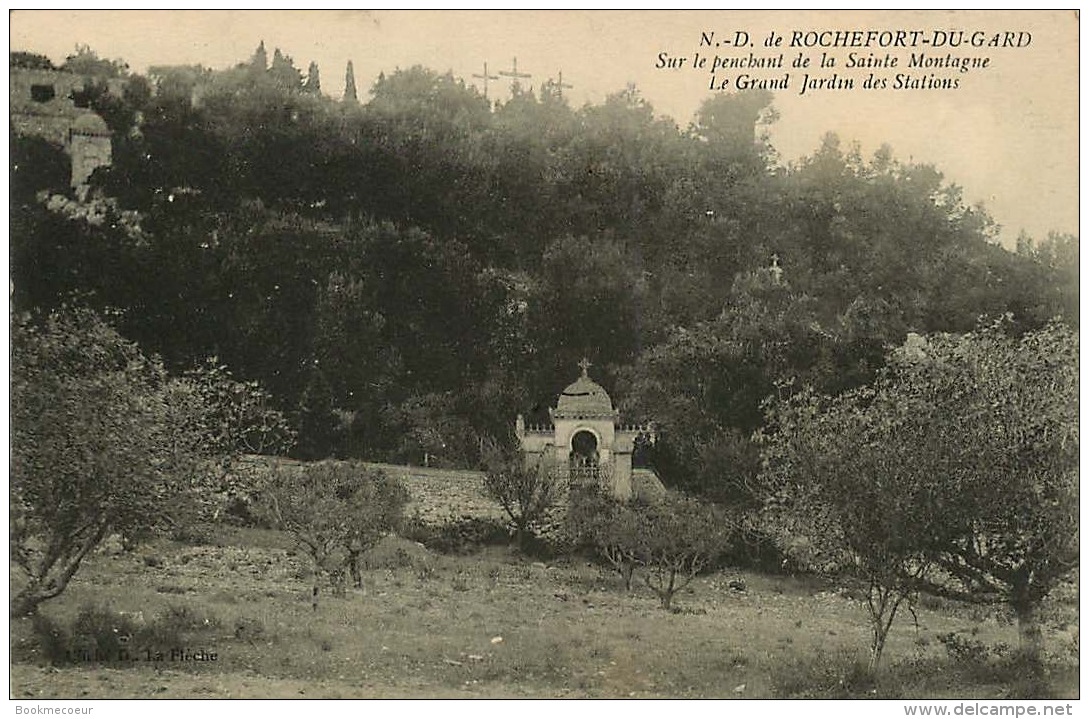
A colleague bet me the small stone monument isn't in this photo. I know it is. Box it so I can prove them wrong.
[515,359,654,501]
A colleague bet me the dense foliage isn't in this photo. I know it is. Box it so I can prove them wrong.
[905,321,1079,661]
[10,45,1078,500]
[10,308,210,616]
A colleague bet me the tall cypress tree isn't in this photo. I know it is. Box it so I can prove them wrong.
[344,60,358,103]
[252,40,268,71]
[304,61,321,94]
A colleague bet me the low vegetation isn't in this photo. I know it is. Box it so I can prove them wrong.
[9,527,1078,699]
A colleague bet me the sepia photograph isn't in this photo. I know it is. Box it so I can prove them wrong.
[7,9,1079,709]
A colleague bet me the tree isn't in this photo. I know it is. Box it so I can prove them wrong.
[258,462,408,608]
[690,90,778,178]
[559,88,688,245]
[624,271,833,504]
[10,131,71,204]
[568,486,641,591]
[185,357,295,458]
[344,60,358,103]
[181,358,296,520]
[1015,232,1079,326]
[901,320,1079,663]
[10,308,211,617]
[342,470,410,590]
[759,319,1079,670]
[293,366,340,460]
[61,44,128,77]
[268,48,302,90]
[569,488,732,606]
[482,443,562,551]
[759,381,944,672]
[251,41,268,72]
[304,61,321,94]
[630,493,732,610]
[527,234,648,397]
[11,51,56,70]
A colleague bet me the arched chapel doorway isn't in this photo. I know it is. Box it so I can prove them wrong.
[569,429,599,484]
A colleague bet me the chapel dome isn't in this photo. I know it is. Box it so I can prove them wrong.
[554,362,615,418]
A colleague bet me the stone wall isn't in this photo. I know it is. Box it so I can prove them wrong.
[360,462,505,526]
[235,456,504,527]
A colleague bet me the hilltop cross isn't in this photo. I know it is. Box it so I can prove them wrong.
[499,56,532,94]
[472,61,499,99]
[548,70,573,98]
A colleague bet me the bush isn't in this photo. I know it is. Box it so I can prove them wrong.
[771,648,1065,699]
[570,488,735,607]
[568,487,641,590]
[233,616,266,643]
[70,605,140,664]
[403,515,510,555]
[931,631,1059,696]
[28,603,222,667]
[170,522,220,546]
[141,604,220,649]
[30,604,139,666]
[936,631,1010,665]
[359,537,431,571]
[722,522,788,573]
[256,461,408,607]
[29,613,74,666]
[771,650,877,698]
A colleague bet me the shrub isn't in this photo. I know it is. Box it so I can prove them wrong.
[571,488,735,607]
[404,516,510,555]
[141,604,220,649]
[722,521,788,573]
[568,487,640,590]
[936,631,1010,665]
[170,522,220,546]
[29,613,72,666]
[256,461,408,608]
[233,616,266,643]
[29,604,140,666]
[771,650,877,698]
[29,603,225,667]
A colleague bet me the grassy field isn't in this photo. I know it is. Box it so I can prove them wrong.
[9,522,1079,700]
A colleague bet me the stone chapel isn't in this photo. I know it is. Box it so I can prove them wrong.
[515,360,657,501]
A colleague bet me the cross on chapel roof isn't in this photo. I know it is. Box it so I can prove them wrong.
[578,357,592,377]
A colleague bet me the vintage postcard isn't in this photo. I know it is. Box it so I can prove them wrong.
[8,10,1079,712]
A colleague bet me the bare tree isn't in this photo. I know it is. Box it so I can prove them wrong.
[482,442,561,551]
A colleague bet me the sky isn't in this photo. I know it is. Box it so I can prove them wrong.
[9,9,1079,248]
